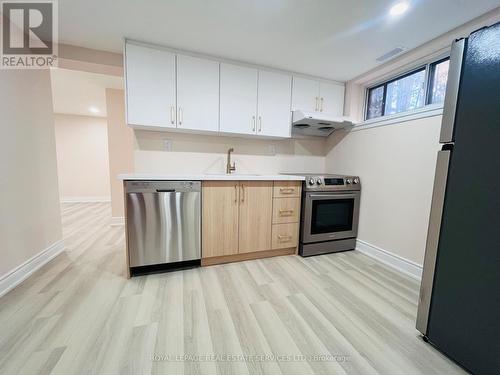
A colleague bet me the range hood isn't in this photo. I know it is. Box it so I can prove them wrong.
[291,110,355,137]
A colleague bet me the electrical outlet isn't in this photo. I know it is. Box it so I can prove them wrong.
[163,139,172,151]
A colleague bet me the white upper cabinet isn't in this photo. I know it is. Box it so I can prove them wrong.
[257,70,292,137]
[124,41,343,138]
[292,76,345,115]
[220,63,258,135]
[176,54,219,132]
[125,43,176,128]
[291,77,320,112]
[319,82,345,116]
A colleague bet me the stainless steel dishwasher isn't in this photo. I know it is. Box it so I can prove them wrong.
[125,180,201,275]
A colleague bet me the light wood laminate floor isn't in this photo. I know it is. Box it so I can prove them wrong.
[0,203,466,375]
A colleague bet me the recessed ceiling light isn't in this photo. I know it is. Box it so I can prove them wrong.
[89,106,100,114]
[390,2,409,16]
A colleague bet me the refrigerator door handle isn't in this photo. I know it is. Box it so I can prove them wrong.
[416,149,451,334]
[440,39,465,143]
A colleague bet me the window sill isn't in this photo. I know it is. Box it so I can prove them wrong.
[352,104,443,132]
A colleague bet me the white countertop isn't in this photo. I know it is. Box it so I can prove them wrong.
[118,173,305,181]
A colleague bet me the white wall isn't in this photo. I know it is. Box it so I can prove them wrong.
[344,9,500,122]
[134,131,326,175]
[326,10,500,269]
[0,70,63,280]
[326,116,442,265]
[54,114,111,201]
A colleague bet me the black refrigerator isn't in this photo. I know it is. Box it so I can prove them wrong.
[416,22,500,374]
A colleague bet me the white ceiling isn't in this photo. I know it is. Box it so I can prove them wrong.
[58,0,500,81]
[50,68,123,117]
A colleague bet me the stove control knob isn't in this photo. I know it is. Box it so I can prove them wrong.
[353,177,360,184]
[316,178,323,185]
[346,178,352,184]
[308,178,315,186]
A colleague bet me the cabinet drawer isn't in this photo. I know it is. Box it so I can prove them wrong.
[272,197,300,224]
[272,223,299,250]
[273,181,301,198]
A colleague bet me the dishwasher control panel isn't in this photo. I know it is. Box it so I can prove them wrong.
[125,180,201,193]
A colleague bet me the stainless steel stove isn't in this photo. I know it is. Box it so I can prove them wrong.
[293,174,361,256]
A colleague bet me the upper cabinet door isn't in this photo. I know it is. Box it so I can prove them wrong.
[177,54,219,132]
[319,82,345,116]
[220,63,258,135]
[125,43,176,128]
[257,70,292,138]
[291,76,320,112]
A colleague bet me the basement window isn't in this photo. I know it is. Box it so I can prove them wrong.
[427,58,450,105]
[365,57,450,120]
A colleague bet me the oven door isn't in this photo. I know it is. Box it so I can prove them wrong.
[302,191,360,243]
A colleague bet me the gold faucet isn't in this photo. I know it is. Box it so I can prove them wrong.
[226,148,236,174]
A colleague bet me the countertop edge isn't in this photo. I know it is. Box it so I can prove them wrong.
[118,174,305,181]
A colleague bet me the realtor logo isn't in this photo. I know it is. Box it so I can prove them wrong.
[1,0,58,68]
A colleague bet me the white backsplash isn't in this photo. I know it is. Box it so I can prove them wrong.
[133,130,327,175]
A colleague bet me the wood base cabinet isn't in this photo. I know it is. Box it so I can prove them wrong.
[238,181,273,253]
[202,180,301,265]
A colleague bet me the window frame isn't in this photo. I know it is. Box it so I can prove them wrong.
[426,57,451,105]
[365,56,450,120]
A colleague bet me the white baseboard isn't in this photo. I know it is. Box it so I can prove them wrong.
[356,239,422,280]
[0,239,65,298]
[110,216,125,226]
[61,196,111,203]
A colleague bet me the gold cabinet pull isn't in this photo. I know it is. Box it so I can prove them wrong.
[279,209,294,216]
[234,184,238,203]
[170,106,175,124]
[278,234,292,241]
[279,188,295,194]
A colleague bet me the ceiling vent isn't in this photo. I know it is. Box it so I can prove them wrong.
[376,46,405,62]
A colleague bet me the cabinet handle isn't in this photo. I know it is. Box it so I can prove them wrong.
[240,184,245,202]
[178,107,183,125]
[252,116,256,132]
[279,209,294,216]
[234,184,238,203]
[258,116,262,132]
[320,97,324,112]
[278,234,292,241]
[315,97,319,111]
[170,106,175,124]
[279,188,295,194]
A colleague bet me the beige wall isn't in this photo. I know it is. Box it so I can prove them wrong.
[54,114,111,201]
[58,43,123,77]
[134,131,326,175]
[106,89,134,218]
[326,116,441,265]
[0,70,63,278]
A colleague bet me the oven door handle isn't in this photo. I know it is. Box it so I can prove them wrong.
[308,193,358,199]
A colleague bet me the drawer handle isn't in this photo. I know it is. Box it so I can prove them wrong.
[279,209,294,216]
[278,234,292,241]
[279,188,295,194]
